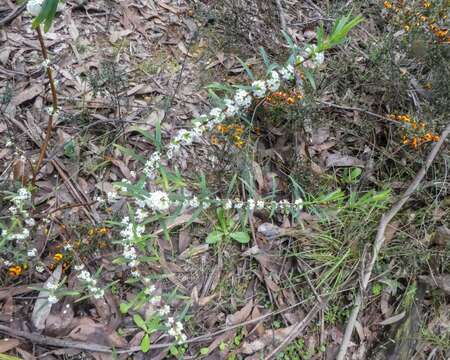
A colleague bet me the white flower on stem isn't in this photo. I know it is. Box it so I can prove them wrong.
[41,59,51,69]
[174,129,194,146]
[252,80,267,98]
[144,285,156,295]
[47,295,59,304]
[294,198,304,211]
[267,71,280,91]
[234,201,244,210]
[256,200,265,210]
[188,196,199,209]
[123,245,137,260]
[27,248,37,257]
[107,191,119,203]
[26,0,43,16]
[280,64,295,80]
[145,191,170,212]
[223,199,233,210]
[247,199,255,211]
[166,317,175,325]
[159,305,171,316]
[224,99,238,117]
[63,243,73,251]
[9,206,17,215]
[305,45,325,66]
[136,208,149,223]
[25,218,36,227]
[131,270,141,278]
[234,89,252,109]
[150,295,161,305]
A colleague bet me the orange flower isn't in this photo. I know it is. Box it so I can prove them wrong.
[98,227,109,235]
[53,253,63,262]
[8,265,22,276]
[383,1,393,9]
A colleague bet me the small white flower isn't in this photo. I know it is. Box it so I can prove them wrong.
[47,295,59,304]
[41,59,51,69]
[159,305,171,316]
[9,206,17,215]
[74,264,85,271]
[145,191,170,212]
[144,285,156,295]
[45,282,58,290]
[294,198,304,210]
[256,200,265,210]
[107,191,119,203]
[223,199,233,210]
[252,80,267,98]
[234,201,244,210]
[188,196,199,208]
[131,270,141,278]
[150,295,161,305]
[27,248,37,257]
[63,243,73,251]
[209,107,223,118]
[25,218,36,227]
[305,45,324,66]
[247,199,255,211]
[224,99,238,117]
[280,64,294,81]
[35,265,45,273]
[267,71,280,91]
[166,317,175,325]
[234,89,252,109]
[168,328,177,337]
[26,0,43,16]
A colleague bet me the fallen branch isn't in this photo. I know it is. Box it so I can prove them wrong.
[336,121,450,360]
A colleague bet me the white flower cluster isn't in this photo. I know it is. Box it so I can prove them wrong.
[2,188,36,242]
[163,63,298,160]
[167,317,187,343]
[296,45,325,68]
[119,216,145,269]
[45,281,59,304]
[75,264,105,299]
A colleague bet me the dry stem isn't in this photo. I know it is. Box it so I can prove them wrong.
[32,25,58,185]
[336,121,450,360]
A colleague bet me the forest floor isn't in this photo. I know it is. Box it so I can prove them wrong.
[0,0,450,359]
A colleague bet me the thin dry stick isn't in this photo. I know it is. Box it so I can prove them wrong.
[274,0,287,33]
[336,121,450,360]
[32,25,58,185]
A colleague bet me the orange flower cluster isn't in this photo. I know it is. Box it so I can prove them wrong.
[265,89,303,105]
[389,114,440,149]
[88,227,109,237]
[383,0,449,43]
[211,124,246,148]
[8,265,22,276]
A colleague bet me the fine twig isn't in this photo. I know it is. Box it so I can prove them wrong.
[0,4,26,27]
[32,25,59,186]
[274,0,287,33]
[336,121,450,360]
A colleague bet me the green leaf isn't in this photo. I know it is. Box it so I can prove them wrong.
[303,69,316,90]
[236,57,255,81]
[200,348,209,355]
[133,314,148,332]
[114,144,146,163]
[229,231,250,244]
[141,333,151,353]
[206,230,223,244]
[259,47,270,69]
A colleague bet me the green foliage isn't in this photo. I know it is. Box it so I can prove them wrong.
[206,208,250,245]
[32,0,60,32]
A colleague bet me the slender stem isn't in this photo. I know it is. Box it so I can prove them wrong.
[32,25,58,185]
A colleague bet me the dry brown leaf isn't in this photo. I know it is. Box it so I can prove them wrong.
[326,153,364,168]
[378,311,406,326]
[178,229,191,253]
[69,317,127,347]
[240,325,295,354]
[0,338,20,353]
[11,84,44,107]
[226,299,254,326]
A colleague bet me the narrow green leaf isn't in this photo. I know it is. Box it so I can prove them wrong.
[237,57,255,81]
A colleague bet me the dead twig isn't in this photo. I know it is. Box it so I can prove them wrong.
[336,121,450,360]
[32,25,59,186]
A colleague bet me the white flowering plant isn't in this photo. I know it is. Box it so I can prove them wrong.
[0,188,37,269]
